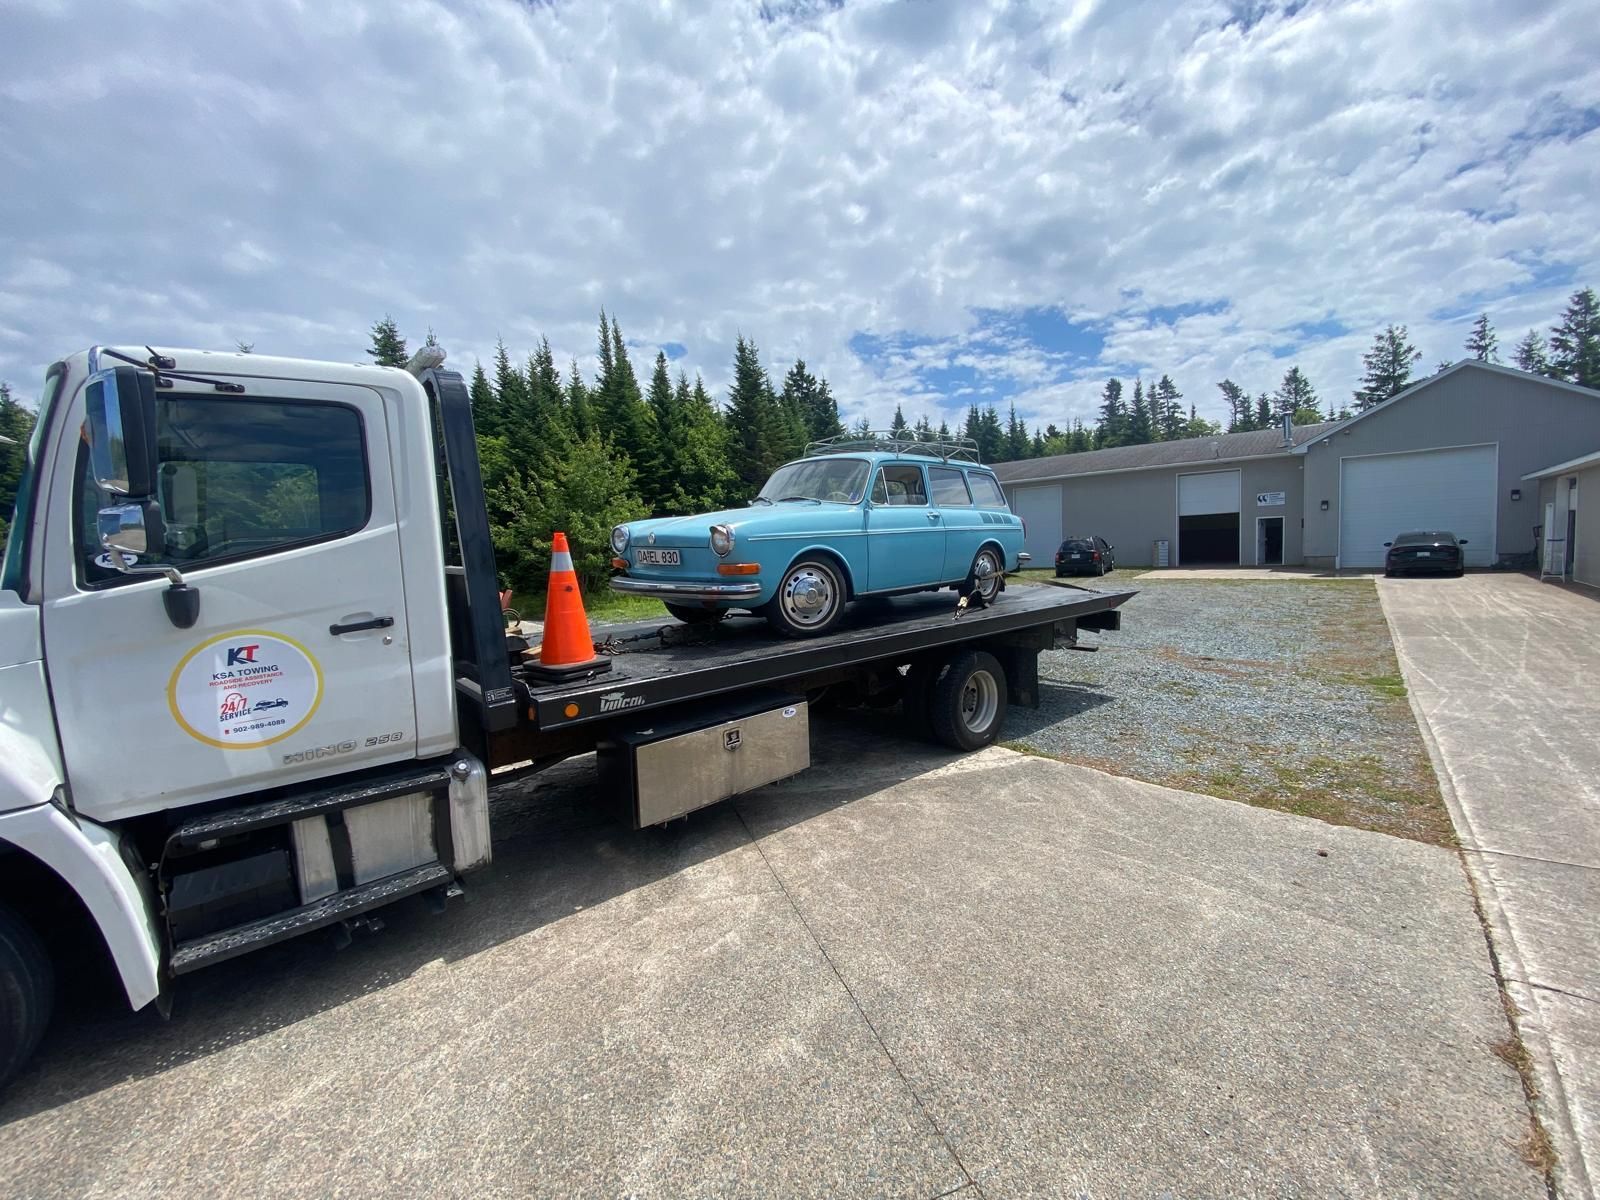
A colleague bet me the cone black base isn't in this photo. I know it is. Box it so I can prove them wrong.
[523,655,614,682]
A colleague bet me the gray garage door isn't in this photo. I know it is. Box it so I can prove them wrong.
[1010,484,1062,563]
[1340,445,1496,568]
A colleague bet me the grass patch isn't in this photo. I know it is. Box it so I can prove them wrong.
[514,589,669,624]
[1362,673,1408,699]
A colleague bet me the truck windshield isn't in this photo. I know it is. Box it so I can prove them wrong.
[1,365,61,595]
[755,458,868,504]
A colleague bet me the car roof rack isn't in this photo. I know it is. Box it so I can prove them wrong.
[803,432,983,463]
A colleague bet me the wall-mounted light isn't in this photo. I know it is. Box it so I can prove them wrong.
[1320,499,1330,511]
[1510,488,1522,502]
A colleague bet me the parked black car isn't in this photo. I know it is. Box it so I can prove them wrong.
[1384,530,1467,577]
[1055,535,1115,576]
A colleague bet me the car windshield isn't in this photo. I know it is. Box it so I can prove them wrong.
[1393,531,1455,545]
[755,458,869,504]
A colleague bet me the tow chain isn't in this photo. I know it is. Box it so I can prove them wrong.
[594,621,721,656]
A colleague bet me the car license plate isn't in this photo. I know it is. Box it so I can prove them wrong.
[635,548,681,566]
[1416,551,1431,558]
[1070,553,1083,559]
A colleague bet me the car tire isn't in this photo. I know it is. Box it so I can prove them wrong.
[929,649,1009,751]
[1453,566,1465,578]
[968,546,1004,604]
[763,557,846,638]
[664,603,726,625]
[0,903,54,1092]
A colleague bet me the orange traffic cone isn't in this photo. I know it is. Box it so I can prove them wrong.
[526,532,613,681]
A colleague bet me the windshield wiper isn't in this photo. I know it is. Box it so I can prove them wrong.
[752,496,774,505]
[776,496,821,504]
[100,346,247,393]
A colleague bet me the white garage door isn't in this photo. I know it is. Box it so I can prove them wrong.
[1177,470,1241,515]
[1340,445,1497,568]
[1009,484,1062,563]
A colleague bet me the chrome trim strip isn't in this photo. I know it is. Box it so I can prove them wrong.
[611,577,763,600]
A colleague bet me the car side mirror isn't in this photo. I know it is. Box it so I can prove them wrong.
[85,366,158,498]
[1457,538,1468,544]
[1383,542,1393,547]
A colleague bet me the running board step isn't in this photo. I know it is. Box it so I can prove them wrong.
[169,862,452,974]
[170,763,454,848]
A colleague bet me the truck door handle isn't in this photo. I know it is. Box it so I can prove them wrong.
[329,616,395,636]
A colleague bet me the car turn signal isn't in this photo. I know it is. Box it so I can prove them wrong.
[717,563,760,575]
[611,557,628,570]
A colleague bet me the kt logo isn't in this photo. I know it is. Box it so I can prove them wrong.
[226,644,260,666]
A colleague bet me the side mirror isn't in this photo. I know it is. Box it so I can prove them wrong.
[1383,542,1393,547]
[1458,538,1468,544]
[97,503,154,558]
[85,367,158,498]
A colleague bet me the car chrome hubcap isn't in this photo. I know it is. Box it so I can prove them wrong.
[781,566,836,626]
[973,550,1001,600]
[960,669,999,732]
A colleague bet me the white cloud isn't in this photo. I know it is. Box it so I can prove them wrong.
[0,0,1596,436]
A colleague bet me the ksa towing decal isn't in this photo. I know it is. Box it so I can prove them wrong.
[167,630,324,750]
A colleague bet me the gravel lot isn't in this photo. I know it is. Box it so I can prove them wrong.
[1007,577,1452,844]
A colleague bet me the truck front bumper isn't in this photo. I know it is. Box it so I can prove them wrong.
[611,577,765,602]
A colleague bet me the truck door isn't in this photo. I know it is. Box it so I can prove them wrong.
[864,462,944,590]
[41,378,421,823]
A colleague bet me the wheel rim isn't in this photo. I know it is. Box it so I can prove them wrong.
[779,563,839,628]
[959,669,999,733]
[973,549,1002,600]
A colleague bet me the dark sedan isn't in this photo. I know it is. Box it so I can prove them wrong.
[1384,531,1467,577]
[1055,535,1115,576]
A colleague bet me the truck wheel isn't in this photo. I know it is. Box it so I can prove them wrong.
[0,904,54,1092]
[929,649,1008,751]
[665,603,726,625]
[764,558,845,637]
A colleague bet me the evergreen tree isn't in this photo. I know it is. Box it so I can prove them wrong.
[1154,375,1184,439]
[1354,324,1421,409]
[1254,393,1272,428]
[594,313,654,456]
[491,339,526,441]
[913,414,933,442]
[726,335,787,494]
[1128,380,1153,444]
[850,415,872,438]
[468,362,500,439]
[936,419,952,442]
[1549,286,1600,388]
[528,336,564,442]
[976,404,1004,462]
[1273,366,1320,424]
[367,315,408,367]
[0,382,37,544]
[1030,431,1046,456]
[1218,379,1251,432]
[1180,404,1221,440]
[652,371,739,513]
[781,359,842,442]
[1513,329,1550,375]
[1069,418,1090,453]
[889,404,909,438]
[566,359,593,440]
[1465,313,1498,362]
[1002,401,1030,460]
[641,352,679,513]
[1095,378,1127,447]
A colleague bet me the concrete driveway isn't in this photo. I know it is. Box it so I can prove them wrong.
[1381,571,1600,1198]
[0,722,1540,1198]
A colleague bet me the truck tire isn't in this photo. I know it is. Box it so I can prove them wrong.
[929,649,1008,751]
[0,904,54,1092]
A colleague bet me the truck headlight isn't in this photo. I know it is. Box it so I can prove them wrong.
[709,524,734,557]
[611,525,630,555]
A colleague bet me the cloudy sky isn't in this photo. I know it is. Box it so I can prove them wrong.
[3,0,1598,433]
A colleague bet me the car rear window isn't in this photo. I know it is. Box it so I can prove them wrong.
[1393,531,1453,546]
[967,472,1007,508]
[929,466,972,507]
[1060,538,1094,551]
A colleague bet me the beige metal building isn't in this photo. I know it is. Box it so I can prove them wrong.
[1524,450,1600,587]
[996,361,1600,569]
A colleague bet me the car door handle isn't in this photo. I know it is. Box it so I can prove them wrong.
[329,616,395,636]
[926,512,941,521]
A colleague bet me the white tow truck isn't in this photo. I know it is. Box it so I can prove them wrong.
[0,345,1131,1088]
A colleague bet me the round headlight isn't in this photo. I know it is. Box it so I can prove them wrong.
[709,524,734,557]
[611,525,630,555]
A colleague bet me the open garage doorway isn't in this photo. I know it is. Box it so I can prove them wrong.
[1257,516,1284,566]
[1179,513,1241,564]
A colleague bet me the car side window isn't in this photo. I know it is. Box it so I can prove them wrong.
[966,472,1007,508]
[871,464,928,506]
[75,395,370,586]
[929,466,972,507]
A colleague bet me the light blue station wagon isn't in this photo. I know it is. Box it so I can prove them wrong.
[610,436,1030,636]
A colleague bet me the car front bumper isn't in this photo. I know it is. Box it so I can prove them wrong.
[611,576,765,601]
